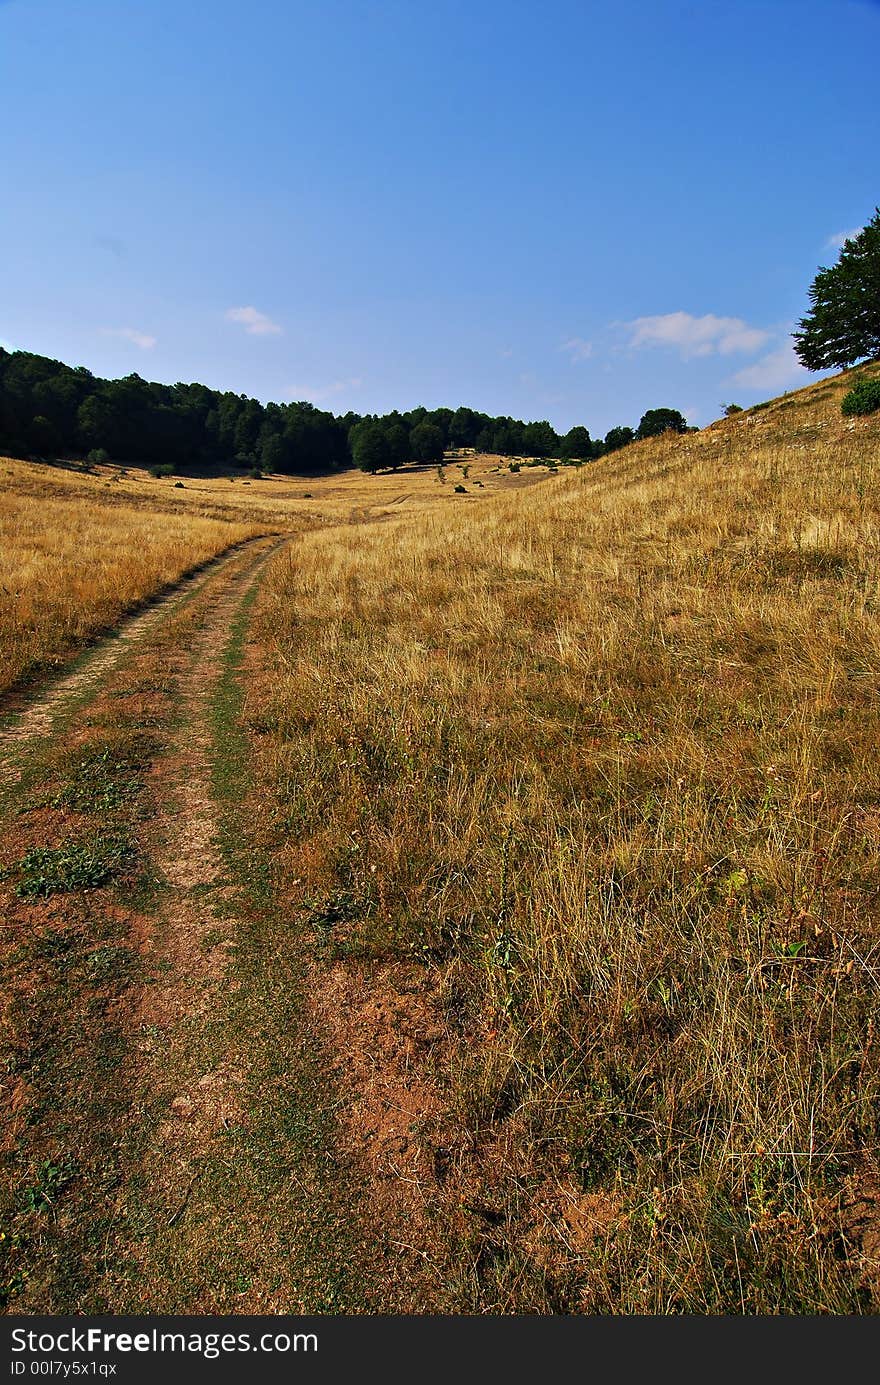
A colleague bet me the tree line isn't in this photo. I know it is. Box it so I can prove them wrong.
[0,346,688,475]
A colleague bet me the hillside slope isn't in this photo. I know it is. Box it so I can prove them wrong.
[249,361,880,1312]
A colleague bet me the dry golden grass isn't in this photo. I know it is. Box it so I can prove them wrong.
[0,458,269,694]
[252,362,880,1312]
[0,451,551,698]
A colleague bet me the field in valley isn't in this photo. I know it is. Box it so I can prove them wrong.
[0,452,542,697]
[2,367,880,1313]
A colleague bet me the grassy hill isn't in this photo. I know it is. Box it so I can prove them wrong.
[247,361,880,1312]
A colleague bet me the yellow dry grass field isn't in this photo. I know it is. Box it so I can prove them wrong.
[251,363,880,1311]
[0,452,547,697]
[0,464,254,694]
[4,366,879,1312]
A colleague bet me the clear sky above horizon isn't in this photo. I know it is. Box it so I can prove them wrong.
[1,0,878,435]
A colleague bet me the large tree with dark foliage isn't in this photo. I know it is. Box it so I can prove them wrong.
[636,407,687,440]
[793,209,880,369]
[349,419,389,473]
[604,425,635,452]
[410,420,445,463]
[560,425,594,459]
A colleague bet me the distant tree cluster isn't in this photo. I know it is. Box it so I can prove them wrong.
[0,350,351,475]
[0,346,688,474]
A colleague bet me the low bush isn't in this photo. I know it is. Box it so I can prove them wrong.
[841,377,880,416]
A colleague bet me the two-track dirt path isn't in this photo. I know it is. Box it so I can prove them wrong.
[0,537,270,779]
[0,533,391,1313]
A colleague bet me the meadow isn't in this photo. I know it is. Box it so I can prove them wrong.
[0,452,536,698]
[249,363,880,1311]
[2,365,879,1313]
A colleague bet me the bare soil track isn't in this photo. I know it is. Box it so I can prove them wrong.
[0,537,269,773]
[0,533,400,1313]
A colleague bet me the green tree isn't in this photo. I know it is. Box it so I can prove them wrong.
[410,420,445,463]
[636,408,687,440]
[604,425,635,452]
[350,420,388,473]
[522,420,558,457]
[233,399,263,458]
[28,414,61,455]
[794,210,880,369]
[260,434,287,473]
[383,420,409,470]
[76,394,117,452]
[448,406,480,448]
[560,425,592,459]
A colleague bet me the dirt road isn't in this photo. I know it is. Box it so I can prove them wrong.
[0,534,390,1312]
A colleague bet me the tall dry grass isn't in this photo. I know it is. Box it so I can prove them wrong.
[252,364,880,1311]
[0,448,549,698]
[0,458,266,693]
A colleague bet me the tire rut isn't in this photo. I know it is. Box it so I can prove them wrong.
[0,536,273,783]
[114,539,292,1299]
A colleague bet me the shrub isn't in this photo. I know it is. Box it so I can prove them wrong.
[454,484,467,493]
[87,448,111,464]
[841,377,880,417]
[148,462,175,478]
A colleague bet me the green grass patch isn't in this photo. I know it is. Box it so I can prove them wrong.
[5,834,135,899]
[50,739,153,814]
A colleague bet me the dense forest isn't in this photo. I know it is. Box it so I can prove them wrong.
[0,348,686,475]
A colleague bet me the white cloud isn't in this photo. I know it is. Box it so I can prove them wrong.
[561,336,593,362]
[287,377,362,402]
[101,326,156,349]
[225,305,283,336]
[826,226,863,249]
[626,311,769,359]
[729,342,811,392]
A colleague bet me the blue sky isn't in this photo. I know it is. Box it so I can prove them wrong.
[1,0,878,435]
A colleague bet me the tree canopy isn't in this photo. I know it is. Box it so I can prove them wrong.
[636,408,687,440]
[793,209,880,370]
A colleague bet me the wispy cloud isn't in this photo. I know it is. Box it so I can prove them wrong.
[225,305,283,336]
[101,326,157,350]
[825,226,863,249]
[287,377,362,402]
[626,311,769,359]
[560,336,593,362]
[729,342,811,392]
